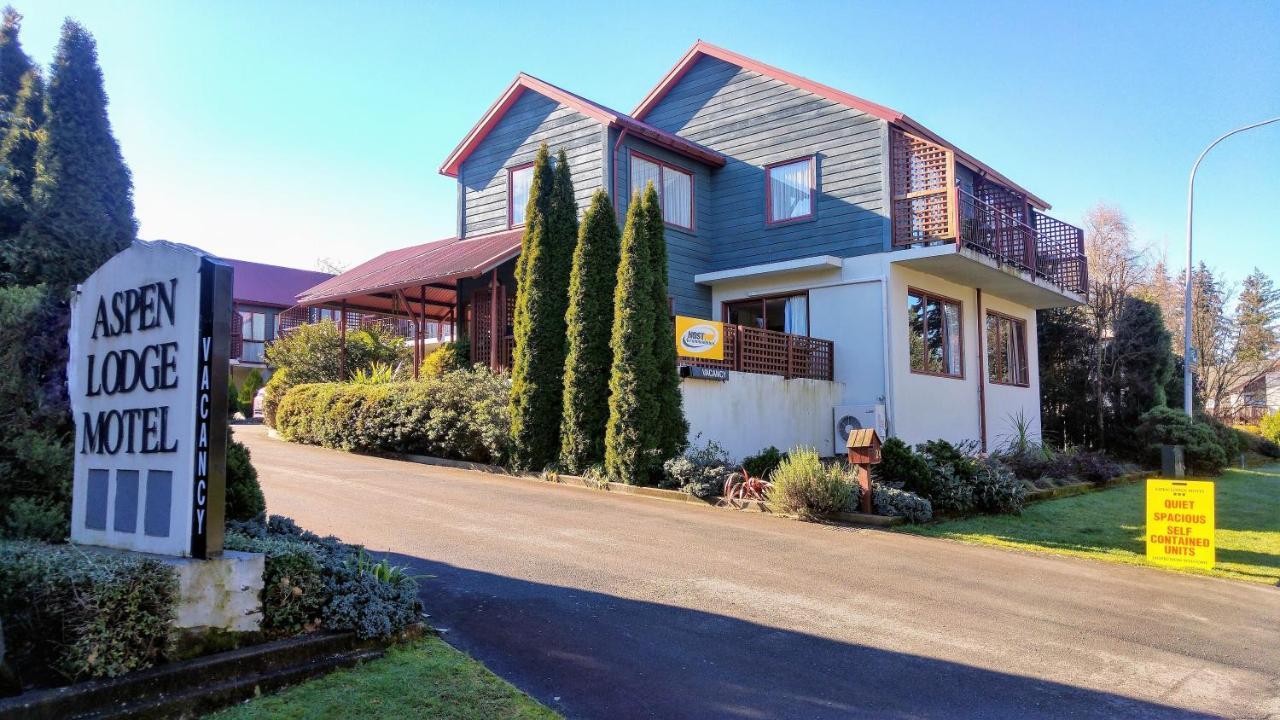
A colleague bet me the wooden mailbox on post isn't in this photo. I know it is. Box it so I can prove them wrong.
[846,428,882,514]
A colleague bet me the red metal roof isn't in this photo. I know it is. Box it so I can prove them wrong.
[296,228,523,308]
[223,258,333,308]
[439,73,725,178]
[632,41,1050,210]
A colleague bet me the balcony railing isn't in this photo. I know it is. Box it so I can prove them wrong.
[679,324,834,381]
[957,190,1088,294]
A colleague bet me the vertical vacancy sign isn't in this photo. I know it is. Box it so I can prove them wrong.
[68,241,231,558]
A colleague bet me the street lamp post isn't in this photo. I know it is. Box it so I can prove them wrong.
[1182,116,1280,415]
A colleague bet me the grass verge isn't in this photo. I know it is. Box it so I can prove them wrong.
[207,635,559,720]
[898,463,1280,585]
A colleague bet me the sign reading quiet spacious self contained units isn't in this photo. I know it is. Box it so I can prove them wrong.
[68,241,232,559]
[1145,479,1215,570]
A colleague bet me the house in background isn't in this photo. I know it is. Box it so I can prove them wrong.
[224,258,333,383]
[296,41,1087,459]
[1210,360,1280,424]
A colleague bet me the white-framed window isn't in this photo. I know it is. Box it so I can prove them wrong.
[629,151,693,230]
[765,155,816,224]
[239,310,267,363]
[508,163,534,227]
[987,311,1029,386]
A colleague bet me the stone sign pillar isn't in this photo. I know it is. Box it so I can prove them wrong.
[68,241,232,559]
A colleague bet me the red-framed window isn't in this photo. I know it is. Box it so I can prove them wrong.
[723,292,809,336]
[629,151,694,231]
[507,162,534,228]
[986,311,1029,386]
[907,288,963,378]
[765,155,816,225]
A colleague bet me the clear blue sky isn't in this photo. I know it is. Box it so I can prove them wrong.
[18,0,1280,289]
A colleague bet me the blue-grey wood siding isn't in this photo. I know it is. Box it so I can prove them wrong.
[458,90,605,238]
[611,131,714,318]
[641,55,888,272]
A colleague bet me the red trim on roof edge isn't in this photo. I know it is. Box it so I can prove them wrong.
[632,41,1049,209]
[439,73,723,178]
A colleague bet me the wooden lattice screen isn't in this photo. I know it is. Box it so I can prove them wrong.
[891,128,956,246]
[679,325,833,381]
[1033,211,1088,294]
[469,286,512,369]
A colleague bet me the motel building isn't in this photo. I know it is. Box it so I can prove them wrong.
[288,42,1087,459]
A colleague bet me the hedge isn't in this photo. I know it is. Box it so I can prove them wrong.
[0,540,178,683]
[275,367,511,464]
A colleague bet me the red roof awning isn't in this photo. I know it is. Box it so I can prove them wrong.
[296,228,522,320]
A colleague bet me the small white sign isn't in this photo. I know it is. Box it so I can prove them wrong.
[67,241,231,558]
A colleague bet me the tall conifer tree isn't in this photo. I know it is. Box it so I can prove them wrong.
[0,7,32,118]
[0,68,44,242]
[642,183,687,462]
[605,190,658,483]
[1236,268,1279,363]
[561,189,620,472]
[8,20,137,288]
[509,145,575,470]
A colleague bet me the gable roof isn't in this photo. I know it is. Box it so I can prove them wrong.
[223,258,333,309]
[633,41,1050,209]
[439,73,725,178]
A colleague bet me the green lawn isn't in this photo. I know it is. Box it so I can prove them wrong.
[898,463,1280,585]
[208,635,559,720]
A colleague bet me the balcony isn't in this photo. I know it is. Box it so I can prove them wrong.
[889,127,1087,300]
[679,324,834,381]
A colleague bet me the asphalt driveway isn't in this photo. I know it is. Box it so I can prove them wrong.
[235,424,1280,720]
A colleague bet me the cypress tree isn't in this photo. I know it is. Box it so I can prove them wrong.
[1236,268,1279,363]
[1105,296,1174,458]
[605,189,658,483]
[0,7,32,118]
[0,69,44,242]
[7,20,137,288]
[509,144,575,470]
[642,183,687,462]
[560,189,620,472]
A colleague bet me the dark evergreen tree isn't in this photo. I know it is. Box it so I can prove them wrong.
[560,189,620,472]
[1037,307,1096,448]
[6,20,137,288]
[1105,296,1175,458]
[0,68,44,244]
[1235,267,1279,363]
[642,183,687,462]
[508,144,575,470]
[605,190,657,483]
[0,6,32,118]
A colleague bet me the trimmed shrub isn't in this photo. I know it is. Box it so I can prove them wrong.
[970,457,1025,514]
[261,367,291,428]
[766,447,851,520]
[227,380,241,418]
[238,370,264,412]
[1238,425,1280,459]
[662,438,733,498]
[264,320,411,386]
[874,437,931,489]
[419,341,469,379]
[2,497,67,542]
[741,446,786,480]
[870,484,933,523]
[0,540,177,682]
[226,516,419,640]
[1136,407,1229,475]
[1047,449,1124,485]
[1260,411,1280,445]
[225,432,266,522]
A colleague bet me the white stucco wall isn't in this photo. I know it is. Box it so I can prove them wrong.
[981,292,1042,448]
[681,371,845,461]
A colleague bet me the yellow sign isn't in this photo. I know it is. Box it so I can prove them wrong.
[1146,479,1215,570]
[675,316,724,360]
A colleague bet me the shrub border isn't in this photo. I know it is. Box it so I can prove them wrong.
[1024,470,1156,504]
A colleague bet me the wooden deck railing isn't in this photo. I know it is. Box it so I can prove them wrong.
[680,324,834,381]
[957,190,1088,294]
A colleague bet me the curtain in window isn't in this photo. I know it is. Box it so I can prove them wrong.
[783,295,808,335]
[944,302,961,376]
[510,166,533,225]
[663,169,692,227]
[630,156,661,203]
[769,159,812,222]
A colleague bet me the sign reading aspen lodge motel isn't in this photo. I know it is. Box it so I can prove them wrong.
[68,241,231,559]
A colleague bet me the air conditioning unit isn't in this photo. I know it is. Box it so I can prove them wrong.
[833,404,887,456]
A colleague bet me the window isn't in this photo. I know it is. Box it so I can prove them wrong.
[508,163,534,227]
[766,156,816,224]
[907,289,962,378]
[724,293,808,335]
[239,310,267,363]
[629,152,693,230]
[986,312,1028,386]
